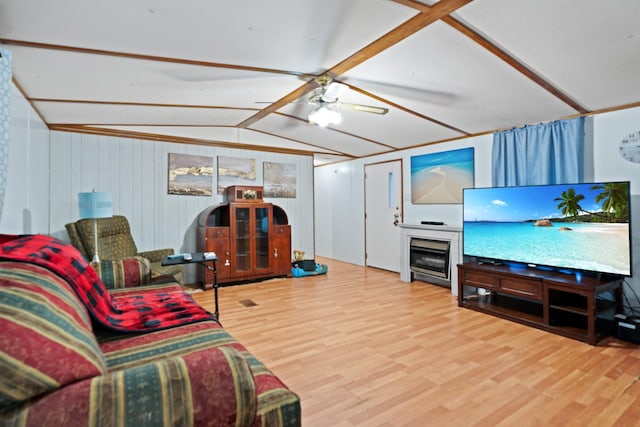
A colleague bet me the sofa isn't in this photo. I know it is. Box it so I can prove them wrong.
[0,234,300,426]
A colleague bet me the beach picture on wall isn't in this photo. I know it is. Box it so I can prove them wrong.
[217,156,256,194]
[263,162,297,198]
[168,153,213,196]
[411,147,474,204]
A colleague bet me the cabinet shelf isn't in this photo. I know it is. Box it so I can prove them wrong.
[458,263,622,345]
[462,294,543,324]
[548,304,588,316]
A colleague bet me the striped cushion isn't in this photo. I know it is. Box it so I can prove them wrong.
[91,256,151,289]
[99,321,301,426]
[0,262,107,411]
[94,347,256,426]
[3,347,258,427]
[100,321,237,370]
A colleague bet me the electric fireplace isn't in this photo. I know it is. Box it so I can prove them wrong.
[409,237,450,287]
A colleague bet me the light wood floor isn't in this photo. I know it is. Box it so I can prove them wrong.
[192,257,640,427]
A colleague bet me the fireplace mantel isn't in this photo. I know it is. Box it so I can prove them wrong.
[399,223,462,296]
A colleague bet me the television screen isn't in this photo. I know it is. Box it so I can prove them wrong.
[463,181,632,277]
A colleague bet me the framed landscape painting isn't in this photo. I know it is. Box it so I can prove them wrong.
[410,147,474,204]
[263,162,297,198]
[217,156,256,194]
[168,153,213,196]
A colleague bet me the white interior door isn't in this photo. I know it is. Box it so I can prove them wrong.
[365,160,402,272]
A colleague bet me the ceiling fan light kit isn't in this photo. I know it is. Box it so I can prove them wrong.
[302,75,387,126]
[308,105,342,127]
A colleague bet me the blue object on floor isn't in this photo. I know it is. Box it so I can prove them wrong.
[292,263,328,277]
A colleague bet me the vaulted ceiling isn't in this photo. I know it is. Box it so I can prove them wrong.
[1,0,639,165]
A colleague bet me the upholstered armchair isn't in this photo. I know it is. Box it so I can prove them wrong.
[65,215,184,285]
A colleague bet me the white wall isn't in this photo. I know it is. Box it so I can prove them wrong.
[315,107,640,295]
[592,107,640,301]
[314,134,493,266]
[314,161,366,265]
[1,84,315,284]
[1,85,50,234]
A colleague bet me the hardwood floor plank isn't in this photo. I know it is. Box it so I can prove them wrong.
[192,257,640,426]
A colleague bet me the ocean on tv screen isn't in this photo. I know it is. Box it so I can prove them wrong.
[463,221,630,276]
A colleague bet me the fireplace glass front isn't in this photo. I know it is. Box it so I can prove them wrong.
[409,238,450,287]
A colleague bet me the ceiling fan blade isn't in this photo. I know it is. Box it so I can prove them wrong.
[336,102,389,115]
[255,101,312,105]
[322,82,348,103]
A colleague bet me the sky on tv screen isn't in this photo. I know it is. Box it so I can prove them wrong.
[463,183,622,222]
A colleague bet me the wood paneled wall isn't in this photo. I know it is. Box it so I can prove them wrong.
[44,130,314,283]
[4,84,315,284]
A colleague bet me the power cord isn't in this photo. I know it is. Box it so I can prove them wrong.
[621,278,640,318]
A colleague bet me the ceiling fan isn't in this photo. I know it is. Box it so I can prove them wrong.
[306,76,389,127]
[256,75,390,127]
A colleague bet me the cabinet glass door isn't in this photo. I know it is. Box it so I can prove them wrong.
[255,207,270,270]
[234,207,251,272]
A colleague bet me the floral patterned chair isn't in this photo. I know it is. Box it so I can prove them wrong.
[65,215,183,286]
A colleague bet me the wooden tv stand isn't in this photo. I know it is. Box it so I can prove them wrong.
[457,262,623,345]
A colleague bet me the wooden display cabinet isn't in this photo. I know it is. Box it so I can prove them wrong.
[271,205,292,277]
[203,227,231,283]
[458,262,622,345]
[197,187,292,287]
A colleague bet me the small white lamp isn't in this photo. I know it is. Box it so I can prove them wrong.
[78,189,113,263]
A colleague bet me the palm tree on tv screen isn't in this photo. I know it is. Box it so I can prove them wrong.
[554,187,585,221]
[591,182,629,222]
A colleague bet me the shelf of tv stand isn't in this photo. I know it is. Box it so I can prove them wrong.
[463,293,544,326]
[457,262,623,345]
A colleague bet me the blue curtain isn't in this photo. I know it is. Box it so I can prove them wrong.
[492,117,584,187]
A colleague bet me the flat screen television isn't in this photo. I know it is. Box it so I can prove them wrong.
[463,181,632,277]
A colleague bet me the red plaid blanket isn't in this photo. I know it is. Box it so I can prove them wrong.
[0,234,216,332]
